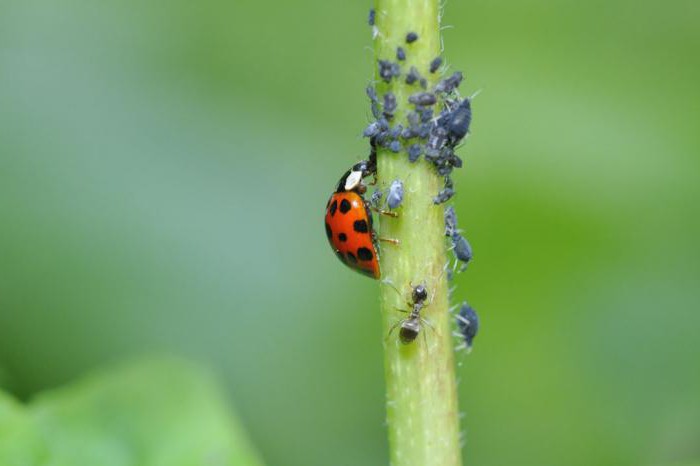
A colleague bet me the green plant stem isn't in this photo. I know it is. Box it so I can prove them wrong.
[374,1,463,465]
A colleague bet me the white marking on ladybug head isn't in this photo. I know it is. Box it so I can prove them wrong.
[345,170,363,191]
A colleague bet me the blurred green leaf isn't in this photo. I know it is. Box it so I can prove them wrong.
[0,359,262,466]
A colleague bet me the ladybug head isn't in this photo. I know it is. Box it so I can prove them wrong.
[337,159,373,193]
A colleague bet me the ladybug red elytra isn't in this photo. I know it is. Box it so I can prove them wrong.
[324,149,397,279]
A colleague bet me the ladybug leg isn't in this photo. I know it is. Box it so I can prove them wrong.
[382,278,415,310]
[378,237,400,245]
[371,206,398,218]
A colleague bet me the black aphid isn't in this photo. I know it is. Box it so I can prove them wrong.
[405,66,421,85]
[420,108,433,123]
[366,85,378,102]
[419,78,428,89]
[368,8,376,26]
[436,163,454,177]
[408,92,437,106]
[389,140,402,153]
[430,57,443,73]
[456,303,479,349]
[444,206,457,237]
[408,143,422,162]
[406,32,419,43]
[407,111,420,128]
[389,124,403,139]
[445,99,472,142]
[451,232,472,263]
[396,47,406,61]
[383,92,397,119]
[433,187,455,204]
[363,121,381,138]
[435,71,463,93]
[370,189,383,208]
[376,119,390,135]
[378,60,400,83]
[371,100,382,119]
[401,126,415,139]
[417,123,431,139]
[427,125,448,152]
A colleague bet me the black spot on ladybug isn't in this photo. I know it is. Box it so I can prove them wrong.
[357,247,373,261]
[353,219,369,233]
[338,232,348,242]
[330,200,338,216]
[347,251,358,264]
[335,250,345,262]
[339,199,351,214]
[325,222,332,239]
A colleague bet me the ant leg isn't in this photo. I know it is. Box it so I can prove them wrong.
[385,319,403,342]
[381,278,402,297]
[421,317,438,337]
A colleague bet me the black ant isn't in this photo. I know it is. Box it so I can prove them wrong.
[383,279,436,344]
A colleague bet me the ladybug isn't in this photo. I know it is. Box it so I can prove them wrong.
[324,150,397,279]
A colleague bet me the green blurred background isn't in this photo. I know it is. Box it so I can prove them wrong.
[1,0,699,464]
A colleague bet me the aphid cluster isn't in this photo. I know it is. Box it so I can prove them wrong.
[362,60,472,206]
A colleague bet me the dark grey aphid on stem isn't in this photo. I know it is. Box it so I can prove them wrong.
[389,124,403,139]
[401,126,416,139]
[370,189,383,208]
[456,303,479,349]
[451,232,472,264]
[408,143,422,162]
[444,99,472,142]
[363,121,381,138]
[435,71,463,93]
[378,60,401,83]
[427,125,448,153]
[389,140,402,153]
[366,85,378,102]
[396,47,406,61]
[434,187,455,204]
[408,92,437,106]
[405,66,421,85]
[430,57,443,73]
[405,32,419,43]
[368,8,375,26]
[383,92,397,119]
[444,206,458,237]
